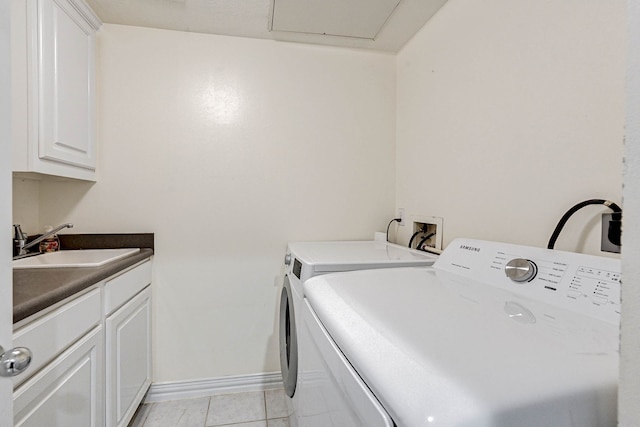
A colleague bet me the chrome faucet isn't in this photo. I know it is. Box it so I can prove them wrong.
[13,223,73,257]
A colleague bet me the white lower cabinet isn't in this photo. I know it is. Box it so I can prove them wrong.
[13,326,104,427]
[105,287,152,427]
[13,259,153,427]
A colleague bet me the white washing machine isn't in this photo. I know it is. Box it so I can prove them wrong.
[278,241,438,427]
[302,238,620,426]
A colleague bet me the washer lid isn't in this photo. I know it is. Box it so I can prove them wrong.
[304,267,619,427]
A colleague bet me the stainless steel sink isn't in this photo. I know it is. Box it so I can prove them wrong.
[12,248,140,269]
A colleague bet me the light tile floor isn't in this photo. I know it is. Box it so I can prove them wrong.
[129,389,290,427]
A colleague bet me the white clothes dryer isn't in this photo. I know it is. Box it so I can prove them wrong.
[302,238,620,426]
[278,241,438,426]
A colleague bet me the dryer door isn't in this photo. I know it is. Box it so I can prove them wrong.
[279,275,298,397]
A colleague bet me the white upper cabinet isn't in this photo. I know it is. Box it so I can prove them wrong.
[12,0,101,181]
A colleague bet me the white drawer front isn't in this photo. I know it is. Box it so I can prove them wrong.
[103,260,152,315]
[13,288,101,387]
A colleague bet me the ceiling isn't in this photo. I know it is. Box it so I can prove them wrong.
[84,0,447,52]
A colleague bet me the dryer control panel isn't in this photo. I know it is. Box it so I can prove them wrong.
[435,238,621,325]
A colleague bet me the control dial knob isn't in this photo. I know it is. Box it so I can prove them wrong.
[284,253,292,266]
[505,258,538,282]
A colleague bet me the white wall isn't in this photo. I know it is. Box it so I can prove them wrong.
[620,0,640,422]
[12,178,39,234]
[35,25,397,382]
[395,0,625,255]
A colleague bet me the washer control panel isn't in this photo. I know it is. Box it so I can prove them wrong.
[435,238,621,324]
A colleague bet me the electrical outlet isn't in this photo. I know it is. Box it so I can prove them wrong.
[397,208,405,226]
[410,216,443,250]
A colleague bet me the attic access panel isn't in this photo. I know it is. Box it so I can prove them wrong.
[270,0,401,40]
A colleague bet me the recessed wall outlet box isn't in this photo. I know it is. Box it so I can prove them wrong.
[397,208,405,226]
[410,216,443,250]
[601,213,622,254]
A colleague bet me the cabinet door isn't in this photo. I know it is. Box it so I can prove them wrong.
[30,0,98,171]
[13,326,104,427]
[106,286,152,427]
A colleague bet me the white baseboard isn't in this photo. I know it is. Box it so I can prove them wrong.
[144,372,283,403]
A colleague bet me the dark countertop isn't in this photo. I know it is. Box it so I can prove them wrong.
[13,234,154,324]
